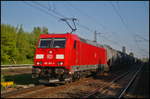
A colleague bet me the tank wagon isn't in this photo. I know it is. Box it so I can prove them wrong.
[32,33,135,83]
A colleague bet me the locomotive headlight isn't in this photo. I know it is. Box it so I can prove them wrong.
[36,61,42,65]
[57,62,64,66]
[36,54,44,59]
[56,54,64,59]
[37,62,40,65]
[44,62,47,65]
[48,51,52,53]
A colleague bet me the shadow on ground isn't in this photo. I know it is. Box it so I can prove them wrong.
[4,73,39,85]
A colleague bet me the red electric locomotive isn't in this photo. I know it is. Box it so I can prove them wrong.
[32,33,108,83]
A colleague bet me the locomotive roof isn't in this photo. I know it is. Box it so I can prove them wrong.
[73,33,128,56]
[40,33,120,52]
[41,33,103,48]
[78,35,120,52]
[78,36,104,48]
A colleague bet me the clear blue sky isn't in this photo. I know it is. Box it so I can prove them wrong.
[1,1,149,58]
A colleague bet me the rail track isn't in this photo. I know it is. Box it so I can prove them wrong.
[1,70,123,98]
[117,64,143,98]
[2,64,141,98]
[1,85,48,98]
[1,64,32,70]
[82,64,144,98]
[1,78,93,98]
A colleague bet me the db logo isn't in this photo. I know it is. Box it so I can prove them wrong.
[47,54,53,59]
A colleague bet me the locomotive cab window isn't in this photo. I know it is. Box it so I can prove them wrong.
[38,38,52,48]
[53,38,66,48]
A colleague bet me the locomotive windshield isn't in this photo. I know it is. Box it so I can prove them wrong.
[53,38,66,48]
[38,38,66,48]
[39,38,52,48]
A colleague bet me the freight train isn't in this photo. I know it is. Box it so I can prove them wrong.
[32,33,136,83]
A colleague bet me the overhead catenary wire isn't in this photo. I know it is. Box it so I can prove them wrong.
[110,2,148,57]
[25,1,76,33]
[26,1,107,36]
[135,34,148,42]
[66,3,120,39]
[24,1,94,35]
[114,2,148,42]
[66,2,132,51]
[100,35,123,49]
[67,3,106,30]
[135,37,149,55]
[110,2,136,44]
[32,1,67,18]
[110,2,130,33]
[23,1,61,20]
[66,2,126,47]
[24,1,148,57]
[24,1,128,47]
[111,1,136,49]
[50,1,149,53]
[48,2,56,11]
[32,1,94,33]
[134,35,148,57]
[33,1,95,33]
[66,2,124,44]
[111,2,149,42]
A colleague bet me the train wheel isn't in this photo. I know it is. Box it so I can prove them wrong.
[76,72,80,80]
[65,74,72,84]
[72,72,80,81]
[72,73,76,82]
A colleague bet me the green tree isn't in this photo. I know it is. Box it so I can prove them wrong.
[1,24,49,64]
[16,25,32,63]
[42,26,48,34]
[31,27,42,49]
[1,24,17,64]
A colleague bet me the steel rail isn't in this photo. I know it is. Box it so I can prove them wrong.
[117,65,144,98]
[83,71,130,98]
[83,64,143,98]
[1,64,33,67]
[1,64,33,69]
[1,85,46,98]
